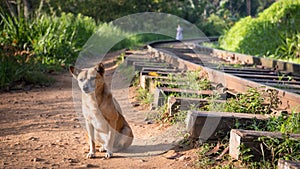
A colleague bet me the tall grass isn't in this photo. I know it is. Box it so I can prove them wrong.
[0,12,97,65]
[0,11,171,89]
[0,11,99,88]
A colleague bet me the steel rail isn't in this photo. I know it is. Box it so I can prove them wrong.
[147,39,300,112]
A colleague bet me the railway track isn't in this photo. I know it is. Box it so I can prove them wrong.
[119,38,300,167]
[146,39,300,112]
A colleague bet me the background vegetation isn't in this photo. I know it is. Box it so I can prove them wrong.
[0,0,287,89]
[219,0,300,63]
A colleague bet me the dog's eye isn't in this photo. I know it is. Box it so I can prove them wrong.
[79,78,84,82]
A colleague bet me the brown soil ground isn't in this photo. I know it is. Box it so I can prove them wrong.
[0,51,199,169]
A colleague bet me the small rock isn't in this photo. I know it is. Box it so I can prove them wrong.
[28,137,38,141]
[79,164,97,168]
[68,158,79,163]
[37,101,43,105]
[145,120,153,125]
[43,161,50,165]
[73,118,79,121]
[86,164,97,168]
[51,164,59,167]
[163,150,178,159]
[58,145,65,148]
[178,155,191,161]
[132,101,140,107]
[138,159,146,162]
[34,147,41,150]
[33,158,43,162]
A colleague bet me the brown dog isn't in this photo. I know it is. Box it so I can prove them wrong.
[70,62,133,159]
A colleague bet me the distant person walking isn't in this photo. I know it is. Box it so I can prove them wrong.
[176,25,183,40]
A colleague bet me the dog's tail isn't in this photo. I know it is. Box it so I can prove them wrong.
[113,126,133,152]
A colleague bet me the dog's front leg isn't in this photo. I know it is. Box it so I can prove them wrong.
[105,122,116,159]
[86,121,96,158]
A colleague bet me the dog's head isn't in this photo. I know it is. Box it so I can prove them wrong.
[69,63,105,94]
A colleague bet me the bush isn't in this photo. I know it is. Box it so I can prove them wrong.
[198,14,232,36]
[1,12,97,65]
[0,45,53,88]
[0,11,171,89]
[0,12,97,88]
[219,0,300,60]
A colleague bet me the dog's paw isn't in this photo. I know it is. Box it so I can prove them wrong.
[99,147,106,152]
[104,151,113,159]
[86,152,96,159]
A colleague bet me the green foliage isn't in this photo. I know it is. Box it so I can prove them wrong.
[202,87,281,114]
[219,0,300,62]
[0,11,98,88]
[195,142,238,169]
[198,14,232,36]
[168,70,211,92]
[0,10,171,88]
[266,112,300,134]
[225,87,281,114]
[112,33,171,51]
[136,87,154,106]
[258,136,300,164]
[0,45,53,88]
[0,12,97,65]
[34,13,97,65]
[237,112,300,168]
[274,32,300,62]
[145,103,169,124]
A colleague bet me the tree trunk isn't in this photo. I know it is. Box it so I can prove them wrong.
[246,0,251,16]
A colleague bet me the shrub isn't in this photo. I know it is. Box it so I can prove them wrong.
[0,45,53,88]
[0,10,171,89]
[1,12,97,65]
[0,11,97,88]
[219,0,300,60]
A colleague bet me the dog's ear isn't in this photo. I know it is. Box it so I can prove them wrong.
[96,62,105,76]
[69,66,81,79]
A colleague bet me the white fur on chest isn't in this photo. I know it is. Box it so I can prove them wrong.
[82,94,108,134]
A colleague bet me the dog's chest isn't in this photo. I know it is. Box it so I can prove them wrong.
[82,95,108,132]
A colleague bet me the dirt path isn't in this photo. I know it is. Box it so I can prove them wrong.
[0,52,198,169]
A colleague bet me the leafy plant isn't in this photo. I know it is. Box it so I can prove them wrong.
[275,32,300,61]
[266,112,300,134]
[0,44,52,88]
[145,103,169,124]
[256,136,300,166]
[136,87,154,106]
[219,0,300,63]
[224,87,280,114]
[167,70,211,99]
[236,111,300,168]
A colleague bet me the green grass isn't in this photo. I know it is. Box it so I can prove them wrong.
[136,87,154,106]
[200,87,281,115]
[0,11,170,89]
[190,86,299,168]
